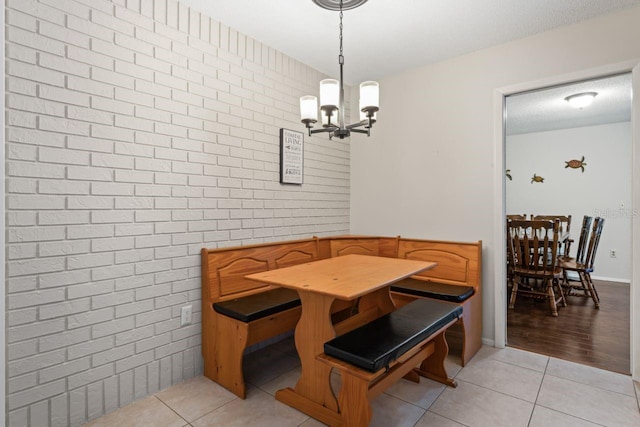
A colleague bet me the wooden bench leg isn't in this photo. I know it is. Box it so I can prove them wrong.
[338,373,373,427]
[459,303,482,367]
[211,314,249,398]
[414,331,457,388]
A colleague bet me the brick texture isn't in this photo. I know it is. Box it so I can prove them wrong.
[5,0,350,425]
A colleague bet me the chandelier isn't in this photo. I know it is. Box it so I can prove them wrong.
[299,0,379,139]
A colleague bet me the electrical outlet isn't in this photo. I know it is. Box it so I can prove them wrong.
[610,250,617,258]
[181,305,192,326]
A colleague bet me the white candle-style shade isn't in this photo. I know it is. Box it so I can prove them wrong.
[300,95,318,121]
[359,81,379,110]
[320,79,340,108]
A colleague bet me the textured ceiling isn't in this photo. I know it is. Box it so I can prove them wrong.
[177,0,638,134]
[178,0,640,83]
[506,73,632,135]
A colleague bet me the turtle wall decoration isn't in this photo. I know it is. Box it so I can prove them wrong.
[565,156,587,172]
[531,173,544,184]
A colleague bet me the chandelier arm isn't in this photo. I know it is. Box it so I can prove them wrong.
[345,121,368,130]
[309,126,339,135]
[350,128,369,134]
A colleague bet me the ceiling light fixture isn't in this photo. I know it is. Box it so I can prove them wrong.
[299,0,379,139]
[564,92,598,109]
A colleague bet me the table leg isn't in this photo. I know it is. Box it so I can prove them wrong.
[357,287,397,316]
[275,291,341,425]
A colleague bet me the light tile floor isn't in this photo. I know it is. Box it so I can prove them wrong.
[84,340,640,427]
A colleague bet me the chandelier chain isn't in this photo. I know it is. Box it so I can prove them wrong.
[339,0,343,62]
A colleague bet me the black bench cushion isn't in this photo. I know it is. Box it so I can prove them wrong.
[324,298,462,373]
[213,288,300,322]
[391,278,475,303]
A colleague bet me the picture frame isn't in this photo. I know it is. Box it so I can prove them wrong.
[279,128,304,185]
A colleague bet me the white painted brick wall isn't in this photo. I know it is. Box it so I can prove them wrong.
[5,0,350,425]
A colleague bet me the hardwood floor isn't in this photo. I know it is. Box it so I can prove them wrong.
[507,279,630,374]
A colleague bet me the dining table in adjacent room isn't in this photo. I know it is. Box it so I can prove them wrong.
[245,254,437,425]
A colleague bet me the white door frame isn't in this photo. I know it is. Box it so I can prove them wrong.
[493,59,640,380]
[1,1,6,422]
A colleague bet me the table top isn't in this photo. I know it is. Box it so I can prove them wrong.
[245,254,437,300]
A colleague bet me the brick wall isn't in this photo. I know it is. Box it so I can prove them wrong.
[5,0,351,425]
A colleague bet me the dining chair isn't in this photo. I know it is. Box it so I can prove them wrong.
[507,214,527,220]
[564,215,592,260]
[559,216,604,308]
[505,217,523,290]
[531,215,572,258]
[506,220,515,290]
[507,219,566,316]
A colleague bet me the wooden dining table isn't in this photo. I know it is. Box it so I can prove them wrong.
[245,254,437,425]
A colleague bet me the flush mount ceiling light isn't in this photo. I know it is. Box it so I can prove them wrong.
[564,92,598,109]
[300,0,379,139]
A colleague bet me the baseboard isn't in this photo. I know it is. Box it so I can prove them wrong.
[482,337,495,347]
[591,275,630,283]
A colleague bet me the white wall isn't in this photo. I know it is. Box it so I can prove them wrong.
[4,0,350,425]
[350,6,640,344]
[506,122,632,281]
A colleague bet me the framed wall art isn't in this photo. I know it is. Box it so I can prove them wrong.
[279,128,304,185]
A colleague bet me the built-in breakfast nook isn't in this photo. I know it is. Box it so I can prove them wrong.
[3,1,640,426]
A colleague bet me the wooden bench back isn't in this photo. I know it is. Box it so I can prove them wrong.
[202,237,319,303]
[329,237,380,257]
[396,239,482,290]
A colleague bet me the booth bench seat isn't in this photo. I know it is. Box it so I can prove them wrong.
[390,278,475,303]
[324,298,463,372]
[202,235,483,398]
[319,298,462,426]
[327,236,483,366]
[201,238,321,398]
[389,238,482,366]
[213,288,301,323]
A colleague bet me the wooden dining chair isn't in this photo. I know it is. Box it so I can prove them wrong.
[559,217,604,308]
[531,215,572,258]
[562,215,591,261]
[505,218,521,290]
[507,219,566,316]
[507,214,527,220]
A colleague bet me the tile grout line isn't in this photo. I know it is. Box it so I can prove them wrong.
[451,377,538,406]
[534,358,638,425]
[153,395,192,426]
[532,402,608,426]
[543,372,638,399]
[485,354,550,375]
[527,357,550,426]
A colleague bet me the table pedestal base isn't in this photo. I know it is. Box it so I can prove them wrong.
[275,388,342,426]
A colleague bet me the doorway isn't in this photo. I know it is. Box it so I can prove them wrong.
[493,62,640,380]
[505,74,632,373]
